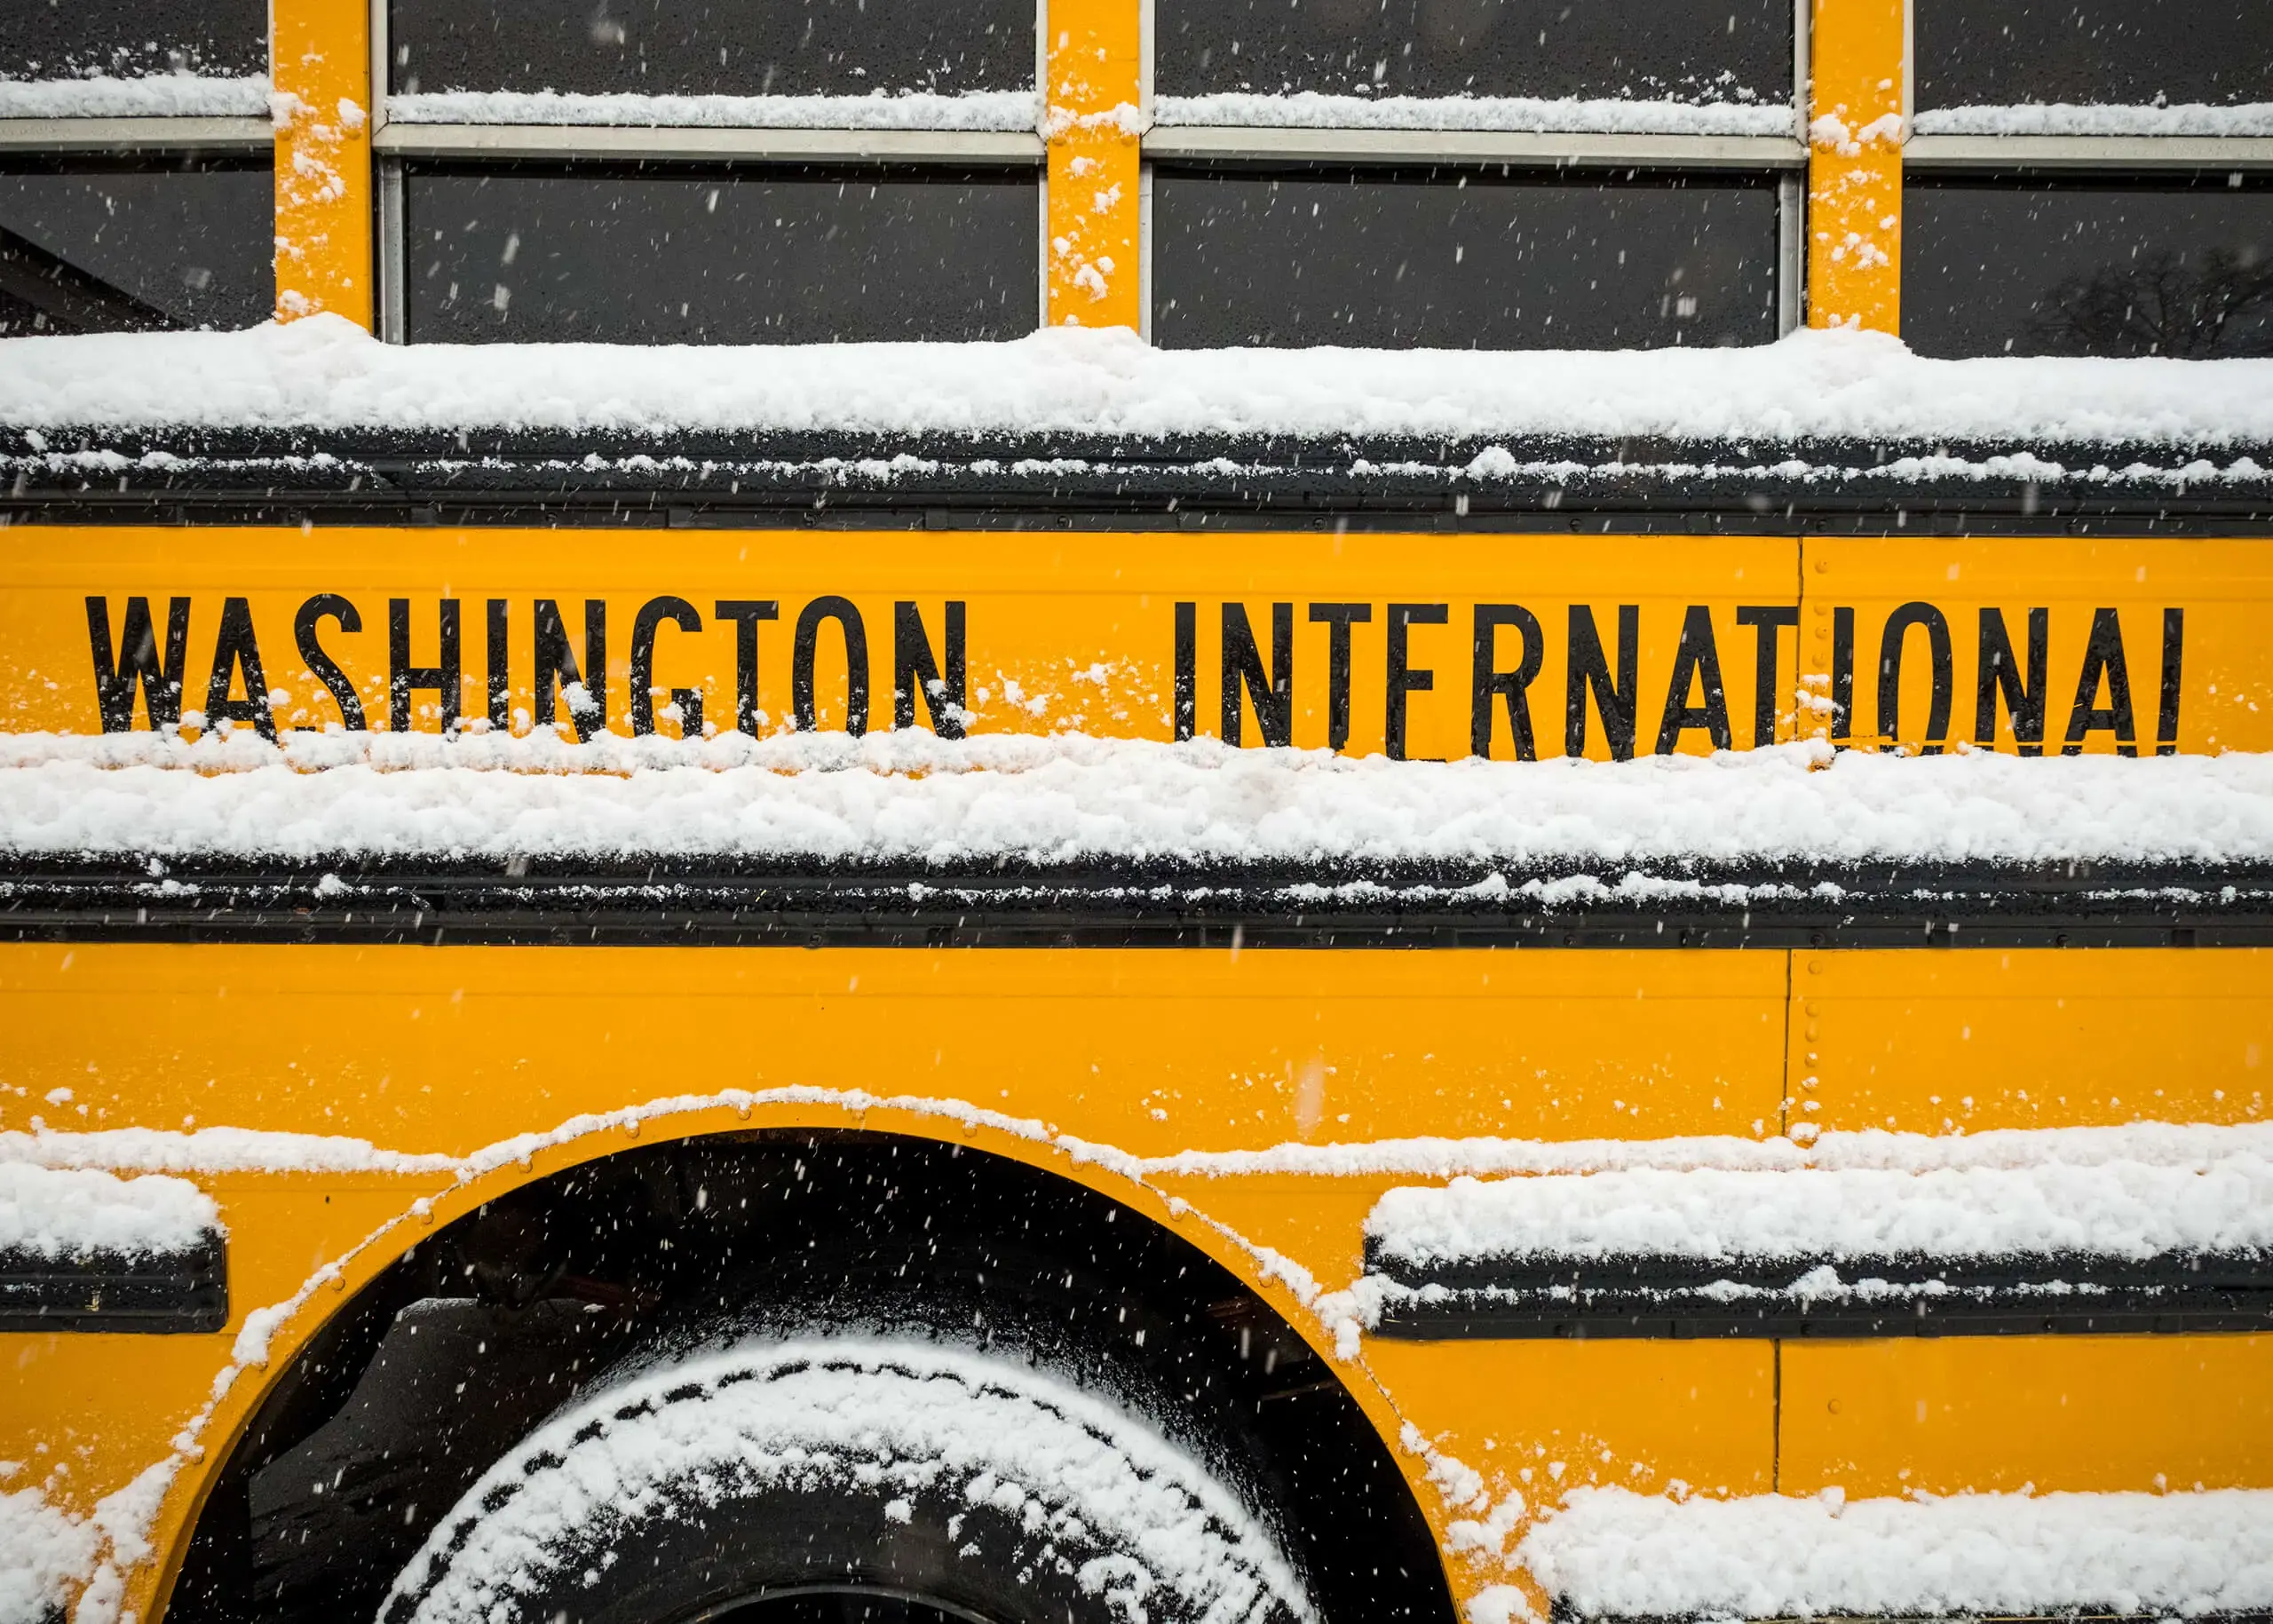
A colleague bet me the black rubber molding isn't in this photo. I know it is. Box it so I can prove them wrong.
[0,1232,229,1333]
[1366,1248,2273,1339]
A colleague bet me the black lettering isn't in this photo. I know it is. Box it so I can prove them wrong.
[1565,604,1639,761]
[203,595,277,742]
[534,598,606,742]
[2158,608,2185,756]
[388,598,461,734]
[630,596,704,737]
[715,600,780,737]
[1975,606,2047,756]
[1831,606,1855,742]
[2063,606,2137,757]
[1655,606,1731,755]
[1222,602,1294,748]
[793,596,868,735]
[1309,603,1371,753]
[894,600,966,738]
[1173,601,1197,741]
[1385,603,1447,761]
[1877,602,1952,752]
[486,598,511,730]
[293,594,365,731]
[1470,604,1543,760]
[1734,605,1798,749]
[86,595,188,732]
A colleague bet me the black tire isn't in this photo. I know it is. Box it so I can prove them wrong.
[379,1332,1318,1624]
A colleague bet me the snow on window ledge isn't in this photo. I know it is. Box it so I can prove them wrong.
[384,89,1042,133]
[1912,101,2273,139]
[0,74,272,120]
[4,317,2272,448]
[1151,91,1796,139]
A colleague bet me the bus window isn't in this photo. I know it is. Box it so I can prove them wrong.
[1151,166,1779,349]
[1905,175,2273,358]
[1914,0,2273,124]
[1154,0,1791,110]
[388,0,1035,102]
[0,0,266,86]
[0,157,274,337]
[401,163,1039,345]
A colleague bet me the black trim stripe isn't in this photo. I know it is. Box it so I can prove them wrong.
[3,858,2269,948]
[4,425,2270,531]
[1367,1250,2273,1339]
[0,1232,228,1334]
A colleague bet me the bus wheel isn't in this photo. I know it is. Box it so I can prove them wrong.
[378,1332,1317,1624]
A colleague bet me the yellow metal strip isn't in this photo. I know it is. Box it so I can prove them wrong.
[272,0,374,329]
[1806,0,1904,333]
[17,527,2273,757]
[1044,0,1144,329]
[1784,1336,2273,1494]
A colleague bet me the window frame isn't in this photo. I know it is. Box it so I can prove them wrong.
[1136,0,1812,340]
[364,0,1051,343]
[1897,1,2273,357]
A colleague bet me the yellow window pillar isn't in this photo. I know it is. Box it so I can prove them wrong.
[1806,0,1905,334]
[1043,0,1144,330]
[273,0,375,329]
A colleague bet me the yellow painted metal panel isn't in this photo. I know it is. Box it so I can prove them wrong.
[1803,535,2273,755]
[0,943,1786,1155]
[0,939,1781,1621]
[1791,948,2269,1136]
[1806,0,1904,333]
[1783,1336,2273,1494]
[272,0,374,329]
[1045,0,1144,329]
[4,526,1796,762]
[1368,1337,1776,1608]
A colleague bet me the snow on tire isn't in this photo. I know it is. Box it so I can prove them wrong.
[379,1334,1319,1624]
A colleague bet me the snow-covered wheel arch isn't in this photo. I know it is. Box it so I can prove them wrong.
[380,1334,1320,1624]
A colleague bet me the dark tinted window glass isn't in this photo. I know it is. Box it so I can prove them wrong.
[1152,169,1778,349]
[1905,179,2273,358]
[391,0,1034,98]
[1916,2,2273,110]
[1156,0,1790,107]
[0,0,265,81]
[404,165,1036,344]
[0,162,273,336]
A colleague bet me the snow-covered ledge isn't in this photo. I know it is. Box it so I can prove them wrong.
[1,735,2269,870]
[1515,1484,2273,1620]
[3,316,2270,450]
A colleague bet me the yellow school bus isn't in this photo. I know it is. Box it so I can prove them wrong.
[4,2,2272,1623]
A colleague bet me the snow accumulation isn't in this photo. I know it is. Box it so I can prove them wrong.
[4,313,2271,448]
[384,1336,1314,1624]
[0,74,270,119]
[1366,1156,2273,1268]
[1152,92,1794,137]
[0,1124,452,1176]
[3,733,2269,868]
[1522,1484,2273,1619]
[386,89,1040,131]
[1913,102,2273,138]
[0,1487,101,1624]
[0,1162,218,1259]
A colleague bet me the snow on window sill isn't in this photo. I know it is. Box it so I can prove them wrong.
[384,89,1042,134]
[0,74,272,120]
[1150,91,1797,139]
[1912,101,2273,139]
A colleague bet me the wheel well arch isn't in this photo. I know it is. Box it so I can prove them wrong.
[164,1120,1453,1624]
